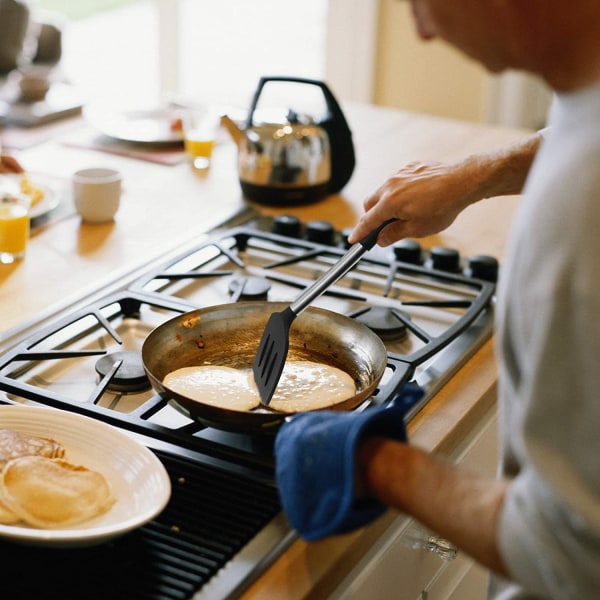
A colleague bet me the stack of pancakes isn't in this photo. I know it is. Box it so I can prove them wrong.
[0,429,114,528]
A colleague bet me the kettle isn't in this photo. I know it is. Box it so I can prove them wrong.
[222,76,355,205]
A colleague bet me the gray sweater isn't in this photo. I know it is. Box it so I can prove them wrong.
[492,85,600,598]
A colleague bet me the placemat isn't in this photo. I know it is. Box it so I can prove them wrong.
[61,127,187,166]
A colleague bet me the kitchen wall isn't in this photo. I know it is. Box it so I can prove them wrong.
[371,0,551,129]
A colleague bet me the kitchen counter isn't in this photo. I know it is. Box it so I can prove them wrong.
[1,103,528,598]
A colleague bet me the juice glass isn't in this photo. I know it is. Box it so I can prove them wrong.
[0,194,30,264]
[182,109,220,170]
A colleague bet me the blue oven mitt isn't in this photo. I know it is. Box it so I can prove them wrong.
[274,382,424,541]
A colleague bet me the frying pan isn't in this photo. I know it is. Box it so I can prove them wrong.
[141,302,387,433]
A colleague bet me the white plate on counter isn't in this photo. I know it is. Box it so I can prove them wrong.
[0,405,171,548]
[0,173,61,219]
[84,106,184,145]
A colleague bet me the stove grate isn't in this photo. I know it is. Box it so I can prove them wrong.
[0,451,281,600]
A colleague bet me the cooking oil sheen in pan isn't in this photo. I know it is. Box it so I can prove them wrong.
[163,361,356,413]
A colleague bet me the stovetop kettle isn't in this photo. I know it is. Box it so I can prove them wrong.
[223,76,355,205]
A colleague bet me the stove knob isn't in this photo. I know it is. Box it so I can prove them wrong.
[340,227,354,249]
[465,255,499,282]
[305,220,336,245]
[272,214,302,238]
[393,239,422,264]
[430,246,460,272]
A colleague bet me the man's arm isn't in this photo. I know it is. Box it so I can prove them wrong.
[349,132,542,247]
[357,437,510,576]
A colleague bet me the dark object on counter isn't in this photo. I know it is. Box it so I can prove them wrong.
[33,21,62,65]
[275,382,423,540]
[141,302,387,433]
[0,1,62,73]
[223,76,355,205]
[0,0,30,73]
[254,219,396,405]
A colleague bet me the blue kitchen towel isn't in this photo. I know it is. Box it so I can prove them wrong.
[274,382,424,541]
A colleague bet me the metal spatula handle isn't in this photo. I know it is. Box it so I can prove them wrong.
[290,218,396,316]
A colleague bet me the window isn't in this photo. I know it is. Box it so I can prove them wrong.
[36,0,327,110]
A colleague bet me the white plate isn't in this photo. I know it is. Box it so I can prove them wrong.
[0,174,61,219]
[85,106,184,145]
[0,405,171,548]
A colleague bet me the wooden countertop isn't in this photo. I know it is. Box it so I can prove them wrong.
[0,103,527,597]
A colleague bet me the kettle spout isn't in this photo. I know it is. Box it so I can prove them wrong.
[220,114,244,147]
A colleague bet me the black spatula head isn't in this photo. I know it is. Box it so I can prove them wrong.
[253,307,296,405]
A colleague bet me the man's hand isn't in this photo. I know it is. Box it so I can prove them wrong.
[349,160,474,247]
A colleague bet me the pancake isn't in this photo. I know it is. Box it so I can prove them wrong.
[164,365,260,411]
[0,428,65,469]
[163,360,356,413]
[268,361,356,412]
[0,497,19,524]
[0,456,115,529]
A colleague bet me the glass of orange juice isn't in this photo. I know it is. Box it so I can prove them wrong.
[182,109,220,170]
[0,193,30,264]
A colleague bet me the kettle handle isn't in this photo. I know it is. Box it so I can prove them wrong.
[246,76,345,127]
[245,76,355,194]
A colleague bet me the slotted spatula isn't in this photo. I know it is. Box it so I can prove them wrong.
[253,219,396,405]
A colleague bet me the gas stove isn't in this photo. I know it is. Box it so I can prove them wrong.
[0,210,496,599]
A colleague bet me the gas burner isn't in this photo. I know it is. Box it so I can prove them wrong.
[350,306,410,341]
[228,276,272,301]
[95,351,151,393]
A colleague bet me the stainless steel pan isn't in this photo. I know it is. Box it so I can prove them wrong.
[141,302,387,433]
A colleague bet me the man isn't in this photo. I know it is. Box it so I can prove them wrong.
[274,1,600,598]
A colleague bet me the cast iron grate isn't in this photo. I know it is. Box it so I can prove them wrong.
[0,451,281,599]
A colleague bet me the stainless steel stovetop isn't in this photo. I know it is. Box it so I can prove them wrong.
[0,209,497,599]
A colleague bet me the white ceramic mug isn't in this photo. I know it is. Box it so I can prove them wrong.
[73,168,121,223]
